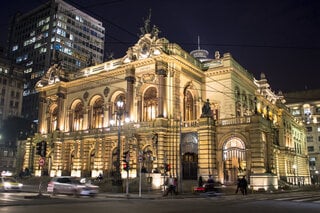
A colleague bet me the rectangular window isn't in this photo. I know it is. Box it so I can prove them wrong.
[306,126,313,132]
[308,146,314,152]
[307,136,314,142]
[292,109,300,116]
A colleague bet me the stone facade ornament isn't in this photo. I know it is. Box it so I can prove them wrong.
[201,99,213,117]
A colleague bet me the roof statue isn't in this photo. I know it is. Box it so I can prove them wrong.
[122,10,164,63]
[35,62,67,88]
[140,9,152,36]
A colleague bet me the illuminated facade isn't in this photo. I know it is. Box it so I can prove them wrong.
[23,26,310,190]
[7,0,105,121]
[284,89,320,185]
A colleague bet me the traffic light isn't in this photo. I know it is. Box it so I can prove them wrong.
[35,141,47,157]
[122,151,129,171]
[123,162,129,171]
[40,141,47,157]
[36,142,42,155]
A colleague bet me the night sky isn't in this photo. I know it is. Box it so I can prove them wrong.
[1,0,319,93]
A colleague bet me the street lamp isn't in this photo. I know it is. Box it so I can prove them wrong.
[114,97,125,186]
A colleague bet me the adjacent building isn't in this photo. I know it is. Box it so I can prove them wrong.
[285,89,320,185]
[0,53,24,172]
[7,0,105,122]
[22,22,310,191]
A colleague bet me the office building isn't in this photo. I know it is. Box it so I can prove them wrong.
[7,0,105,122]
[0,53,24,172]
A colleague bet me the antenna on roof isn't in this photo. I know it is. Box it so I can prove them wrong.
[197,35,200,50]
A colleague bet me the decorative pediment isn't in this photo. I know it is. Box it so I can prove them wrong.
[36,63,67,88]
[123,33,167,63]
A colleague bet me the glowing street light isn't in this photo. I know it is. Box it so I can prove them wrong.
[114,97,125,186]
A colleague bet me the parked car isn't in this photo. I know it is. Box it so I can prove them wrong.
[47,176,98,197]
[0,176,23,191]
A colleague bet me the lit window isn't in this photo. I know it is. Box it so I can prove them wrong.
[24,68,32,74]
[292,109,300,116]
[12,45,18,51]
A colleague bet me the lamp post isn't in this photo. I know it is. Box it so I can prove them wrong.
[114,98,125,186]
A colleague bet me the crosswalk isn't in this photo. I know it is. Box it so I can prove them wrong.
[0,192,98,206]
[202,192,320,204]
[0,192,29,205]
[249,192,320,204]
[273,194,320,203]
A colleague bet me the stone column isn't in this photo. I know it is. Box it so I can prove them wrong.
[198,117,216,178]
[125,67,135,119]
[156,61,168,118]
[83,107,89,130]
[57,92,65,131]
[38,93,47,133]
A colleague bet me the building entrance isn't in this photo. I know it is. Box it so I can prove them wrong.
[222,137,246,184]
[181,133,198,180]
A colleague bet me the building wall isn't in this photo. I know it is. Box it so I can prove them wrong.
[0,56,24,173]
[22,32,310,189]
[285,89,320,184]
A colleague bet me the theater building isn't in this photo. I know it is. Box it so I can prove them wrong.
[22,26,310,190]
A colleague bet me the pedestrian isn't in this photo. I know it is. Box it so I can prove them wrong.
[163,175,177,196]
[239,176,248,195]
[235,176,241,194]
[205,175,215,192]
[198,176,203,187]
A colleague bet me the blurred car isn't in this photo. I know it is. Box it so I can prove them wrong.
[47,176,98,197]
[0,176,23,191]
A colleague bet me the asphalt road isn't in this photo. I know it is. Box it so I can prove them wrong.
[1,191,320,213]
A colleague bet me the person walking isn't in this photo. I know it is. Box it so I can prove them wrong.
[163,176,177,196]
[239,176,248,195]
[198,176,203,187]
[235,176,241,194]
[205,175,215,192]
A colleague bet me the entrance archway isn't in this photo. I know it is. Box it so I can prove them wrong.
[222,137,246,183]
[181,133,198,180]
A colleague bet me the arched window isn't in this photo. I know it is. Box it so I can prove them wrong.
[73,102,84,131]
[223,137,246,183]
[92,98,104,128]
[143,87,157,121]
[184,90,195,121]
